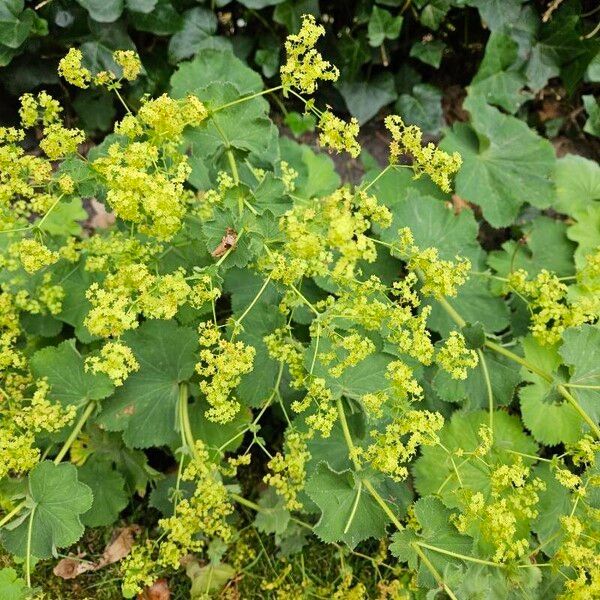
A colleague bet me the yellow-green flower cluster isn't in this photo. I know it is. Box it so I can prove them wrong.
[436,331,478,380]
[364,410,444,481]
[506,268,598,346]
[158,440,233,569]
[10,239,58,274]
[19,91,62,128]
[264,431,311,511]
[58,48,92,88]
[554,515,600,599]
[317,111,361,158]
[137,94,208,139]
[39,123,85,160]
[397,227,471,298]
[92,141,191,240]
[453,459,545,563]
[196,322,255,423]
[85,342,139,386]
[113,50,142,81]
[303,378,337,438]
[325,331,375,378]
[280,14,339,95]
[384,115,462,192]
[84,265,191,337]
[120,541,156,598]
[265,325,306,389]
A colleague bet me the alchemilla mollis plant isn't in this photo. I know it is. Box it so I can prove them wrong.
[0,13,599,600]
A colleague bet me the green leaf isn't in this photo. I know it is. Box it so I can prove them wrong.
[409,39,445,68]
[187,560,235,599]
[0,568,26,600]
[126,0,156,12]
[488,216,576,278]
[390,497,471,586]
[469,32,530,113]
[305,463,391,548]
[583,94,600,137]
[254,488,291,535]
[559,325,600,424]
[284,111,316,136]
[185,82,278,166]
[2,462,93,559]
[73,89,116,133]
[395,83,443,135]
[0,1,37,49]
[518,336,581,446]
[30,340,113,409]
[462,322,485,349]
[167,8,219,63]
[337,72,397,124]
[553,154,600,217]
[38,198,86,237]
[441,96,556,227]
[78,458,128,527]
[567,202,600,268]
[279,138,340,199]
[434,349,521,410]
[76,0,123,23]
[367,6,403,47]
[98,320,198,448]
[465,0,525,31]
[129,0,182,35]
[273,0,319,32]
[171,47,262,98]
[238,0,285,7]
[418,0,450,30]
[413,411,537,508]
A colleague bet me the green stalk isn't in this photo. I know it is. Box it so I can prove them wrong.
[411,543,459,600]
[213,86,283,113]
[54,401,96,464]
[0,500,28,528]
[478,349,494,431]
[25,507,36,587]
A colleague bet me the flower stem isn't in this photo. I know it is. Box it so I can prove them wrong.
[411,543,459,600]
[213,86,283,113]
[54,401,96,464]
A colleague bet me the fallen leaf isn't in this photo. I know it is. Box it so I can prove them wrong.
[211,228,238,258]
[138,578,170,600]
[87,198,116,229]
[53,556,95,579]
[97,525,141,568]
[53,525,141,580]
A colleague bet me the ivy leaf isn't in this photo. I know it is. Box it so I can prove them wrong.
[442,96,556,227]
[171,47,262,97]
[76,0,123,23]
[0,1,39,48]
[305,463,390,548]
[367,6,403,47]
[469,32,530,113]
[78,458,129,527]
[409,39,445,68]
[413,411,537,508]
[390,496,471,587]
[30,340,113,408]
[98,320,198,448]
[465,0,525,31]
[419,0,450,31]
[2,462,93,559]
[0,567,26,600]
[553,154,600,217]
[337,72,397,124]
[167,7,219,63]
[395,83,443,135]
[559,325,600,424]
[129,0,182,35]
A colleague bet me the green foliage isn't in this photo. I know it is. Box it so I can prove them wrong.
[0,6,599,599]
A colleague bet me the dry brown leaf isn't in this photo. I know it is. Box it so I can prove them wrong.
[211,227,238,258]
[53,525,141,580]
[138,578,170,600]
[53,556,95,579]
